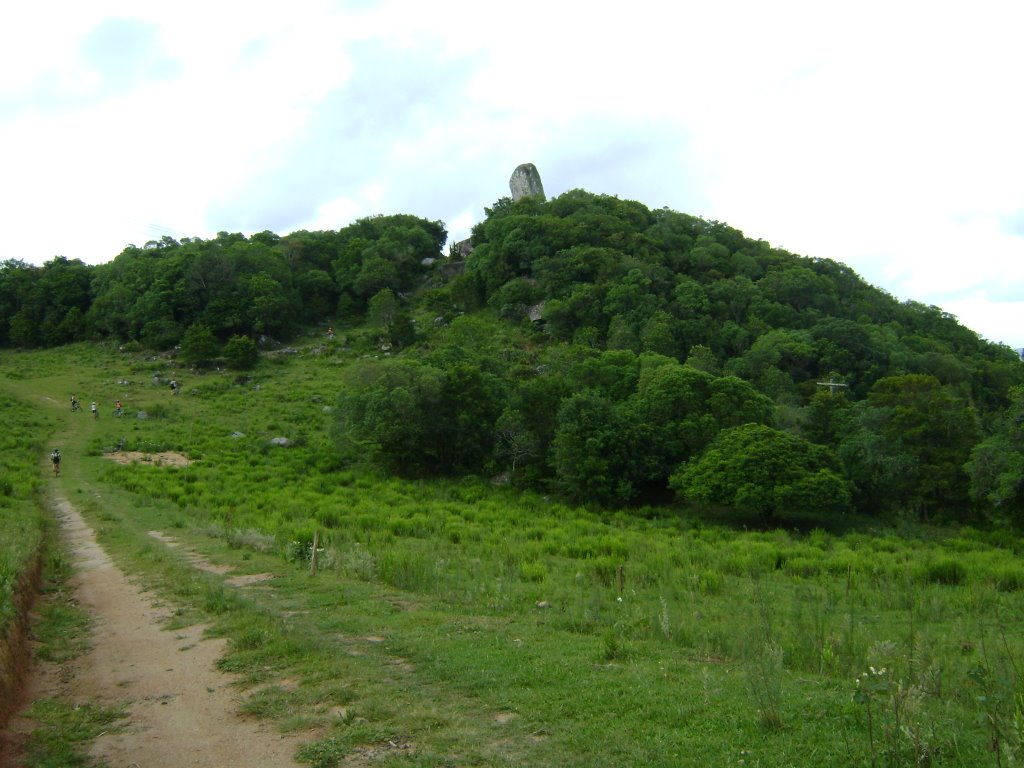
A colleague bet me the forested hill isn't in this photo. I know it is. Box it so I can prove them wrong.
[2,189,1023,524]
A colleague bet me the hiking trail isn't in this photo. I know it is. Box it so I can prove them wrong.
[3,496,303,767]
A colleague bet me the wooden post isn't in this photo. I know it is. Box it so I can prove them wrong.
[310,529,319,576]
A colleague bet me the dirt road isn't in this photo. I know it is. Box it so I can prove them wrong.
[5,497,303,767]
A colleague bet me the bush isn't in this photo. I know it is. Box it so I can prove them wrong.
[180,323,219,367]
[224,334,259,370]
[921,558,967,585]
[990,567,1024,592]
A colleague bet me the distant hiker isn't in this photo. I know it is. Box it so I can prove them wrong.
[115,399,123,417]
[50,448,61,476]
[170,379,178,395]
[70,394,79,412]
[91,401,98,419]
[327,327,335,339]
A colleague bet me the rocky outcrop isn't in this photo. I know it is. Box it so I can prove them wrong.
[509,163,545,202]
[452,238,474,258]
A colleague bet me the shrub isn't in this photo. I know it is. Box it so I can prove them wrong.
[990,567,1024,592]
[180,323,219,367]
[921,558,967,585]
[224,335,259,370]
[519,562,547,583]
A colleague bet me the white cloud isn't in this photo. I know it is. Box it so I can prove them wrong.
[2,0,1023,345]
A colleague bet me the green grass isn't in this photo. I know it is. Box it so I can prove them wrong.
[0,389,51,634]
[23,549,91,665]
[4,339,1024,765]
[22,699,126,767]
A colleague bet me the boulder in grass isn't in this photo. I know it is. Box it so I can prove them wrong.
[270,437,291,447]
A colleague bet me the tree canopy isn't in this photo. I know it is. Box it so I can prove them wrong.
[2,188,1022,524]
[671,424,853,523]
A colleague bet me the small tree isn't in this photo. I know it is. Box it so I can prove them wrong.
[179,323,219,367]
[224,334,259,370]
[367,288,398,328]
[495,409,538,475]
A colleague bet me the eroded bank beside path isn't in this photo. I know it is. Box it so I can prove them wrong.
[7,496,303,767]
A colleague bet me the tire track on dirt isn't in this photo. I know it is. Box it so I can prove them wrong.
[13,497,304,767]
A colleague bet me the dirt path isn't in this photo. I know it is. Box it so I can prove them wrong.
[6,497,303,767]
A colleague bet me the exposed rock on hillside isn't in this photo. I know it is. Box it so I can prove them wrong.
[509,163,545,201]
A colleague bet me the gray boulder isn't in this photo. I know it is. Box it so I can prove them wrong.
[509,163,545,201]
[452,238,474,257]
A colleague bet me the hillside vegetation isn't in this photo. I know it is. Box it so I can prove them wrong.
[2,342,1024,765]
[2,189,1022,525]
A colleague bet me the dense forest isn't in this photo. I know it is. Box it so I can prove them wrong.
[2,190,1023,525]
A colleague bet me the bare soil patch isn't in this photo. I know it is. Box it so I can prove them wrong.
[104,450,191,467]
[226,572,275,587]
[144,531,274,585]
[147,530,233,575]
[3,497,304,767]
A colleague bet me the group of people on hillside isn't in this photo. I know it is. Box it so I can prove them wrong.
[71,397,100,421]
[57,378,182,476]
[71,394,102,419]
[70,375,179,417]
[69,395,128,418]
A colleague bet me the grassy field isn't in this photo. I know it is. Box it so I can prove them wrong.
[0,386,52,634]
[3,340,1024,766]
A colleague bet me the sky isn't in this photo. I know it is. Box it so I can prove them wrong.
[2,1,1023,348]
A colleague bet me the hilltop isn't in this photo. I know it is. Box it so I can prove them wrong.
[1,182,1023,523]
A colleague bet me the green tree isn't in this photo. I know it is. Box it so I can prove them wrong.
[367,288,398,328]
[671,424,852,523]
[179,323,219,367]
[295,268,336,322]
[140,319,184,350]
[246,272,292,336]
[334,359,505,476]
[224,334,259,370]
[551,391,640,505]
[633,362,773,480]
[388,313,416,350]
[965,385,1024,524]
[434,364,508,473]
[334,359,445,475]
[803,387,852,446]
[741,329,816,382]
[684,344,720,375]
[353,254,398,300]
[494,408,538,476]
[639,310,680,357]
[839,374,979,520]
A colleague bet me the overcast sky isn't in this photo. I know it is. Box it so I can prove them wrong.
[2,1,1022,347]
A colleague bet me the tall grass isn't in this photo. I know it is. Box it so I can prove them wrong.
[10,339,1024,765]
[0,392,50,633]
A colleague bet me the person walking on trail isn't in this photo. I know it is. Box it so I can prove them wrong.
[50,448,61,476]
[170,379,178,395]
[115,399,123,417]
[71,394,79,412]
[91,401,98,419]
